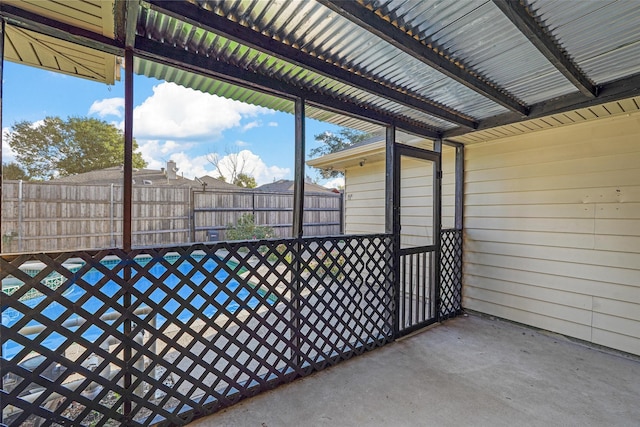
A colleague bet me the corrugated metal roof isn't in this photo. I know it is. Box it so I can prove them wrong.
[368,0,576,105]
[528,0,640,85]
[450,95,640,145]
[6,0,638,141]
[137,6,457,131]
[192,0,508,121]
[135,56,387,133]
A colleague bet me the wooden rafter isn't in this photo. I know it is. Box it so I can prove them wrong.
[146,0,477,130]
[316,0,529,116]
[492,0,597,98]
[134,36,442,140]
[444,72,640,138]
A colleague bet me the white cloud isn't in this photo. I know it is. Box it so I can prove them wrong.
[166,152,214,179]
[235,140,250,147]
[89,97,124,118]
[3,122,44,164]
[323,177,345,189]
[131,82,272,140]
[206,149,289,185]
[2,127,17,163]
[241,121,261,132]
[30,120,45,129]
[136,139,197,169]
[137,141,288,186]
[268,122,278,127]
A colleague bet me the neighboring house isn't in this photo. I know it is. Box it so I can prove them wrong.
[195,175,248,191]
[52,160,239,190]
[256,179,339,194]
[309,112,640,357]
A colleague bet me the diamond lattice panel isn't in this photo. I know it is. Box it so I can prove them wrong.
[1,235,392,426]
[440,229,463,319]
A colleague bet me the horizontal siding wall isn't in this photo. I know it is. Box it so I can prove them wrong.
[344,162,386,235]
[464,112,640,356]
[343,145,457,236]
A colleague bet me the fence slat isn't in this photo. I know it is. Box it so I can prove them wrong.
[1,182,342,252]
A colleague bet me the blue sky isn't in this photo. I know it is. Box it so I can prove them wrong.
[2,62,346,187]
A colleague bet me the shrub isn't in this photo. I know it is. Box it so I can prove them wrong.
[225,214,274,241]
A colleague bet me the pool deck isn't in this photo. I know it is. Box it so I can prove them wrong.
[188,313,640,426]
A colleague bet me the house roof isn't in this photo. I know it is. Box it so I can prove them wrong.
[51,166,240,190]
[52,166,196,187]
[256,180,338,194]
[196,175,247,191]
[1,1,640,142]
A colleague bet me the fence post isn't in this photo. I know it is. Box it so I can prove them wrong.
[110,183,115,247]
[339,191,344,235]
[189,188,195,243]
[18,180,23,252]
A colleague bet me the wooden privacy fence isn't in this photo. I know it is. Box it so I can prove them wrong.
[0,181,342,253]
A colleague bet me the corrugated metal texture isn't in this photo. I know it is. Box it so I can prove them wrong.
[529,0,640,85]
[135,56,384,133]
[137,6,457,131]
[369,0,576,105]
[305,105,384,133]
[135,56,294,111]
[450,96,640,145]
[196,0,508,120]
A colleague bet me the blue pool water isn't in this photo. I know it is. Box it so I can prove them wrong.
[1,254,273,360]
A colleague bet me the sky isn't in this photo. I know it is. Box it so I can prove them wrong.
[2,62,349,188]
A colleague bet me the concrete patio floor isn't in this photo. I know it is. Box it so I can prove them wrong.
[189,314,640,427]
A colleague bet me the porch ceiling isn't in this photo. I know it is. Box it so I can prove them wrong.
[1,0,119,84]
[1,0,639,140]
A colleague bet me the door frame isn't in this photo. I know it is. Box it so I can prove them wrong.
[393,143,442,337]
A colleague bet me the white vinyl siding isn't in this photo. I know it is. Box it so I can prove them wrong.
[343,146,457,236]
[464,113,640,356]
[344,161,386,235]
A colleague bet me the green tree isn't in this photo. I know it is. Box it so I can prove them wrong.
[309,128,369,179]
[2,162,30,180]
[233,172,257,188]
[225,214,274,241]
[5,116,146,180]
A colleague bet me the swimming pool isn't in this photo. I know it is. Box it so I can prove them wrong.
[1,253,275,360]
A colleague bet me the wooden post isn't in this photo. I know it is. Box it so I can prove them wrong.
[123,48,134,419]
[455,145,464,230]
[123,49,134,251]
[0,21,4,255]
[292,98,305,238]
[433,139,443,321]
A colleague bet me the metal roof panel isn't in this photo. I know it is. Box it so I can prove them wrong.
[369,0,577,105]
[202,0,506,120]
[529,0,640,85]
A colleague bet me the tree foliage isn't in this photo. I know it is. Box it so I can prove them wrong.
[5,116,146,180]
[2,162,30,181]
[309,128,369,179]
[225,214,274,241]
[233,172,257,188]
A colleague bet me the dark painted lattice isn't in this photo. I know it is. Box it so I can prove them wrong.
[440,229,463,319]
[1,235,393,426]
